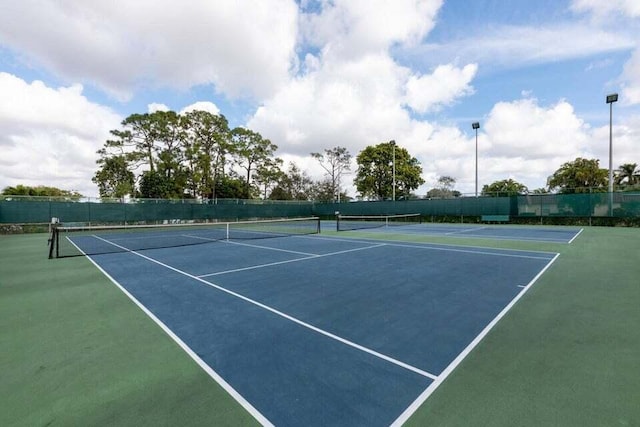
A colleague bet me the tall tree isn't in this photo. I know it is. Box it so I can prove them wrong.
[92,155,135,198]
[547,158,607,193]
[427,176,460,199]
[118,113,159,171]
[615,163,639,187]
[151,111,187,197]
[310,178,350,202]
[231,127,278,198]
[481,179,528,197]
[182,110,231,199]
[253,158,284,199]
[311,146,352,202]
[354,141,424,200]
[269,162,313,201]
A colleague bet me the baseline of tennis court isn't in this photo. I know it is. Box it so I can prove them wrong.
[79,233,558,426]
[339,222,582,243]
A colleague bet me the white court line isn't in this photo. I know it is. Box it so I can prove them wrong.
[568,228,584,244]
[73,236,274,426]
[198,255,318,277]
[444,226,488,235]
[91,235,437,382]
[299,234,558,257]
[349,226,573,243]
[184,233,319,256]
[198,243,387,278]
[223,239,319,256]
[348,239,553,260]
[390,252,561,426]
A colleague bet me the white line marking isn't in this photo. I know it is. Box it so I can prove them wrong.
[91,236,437,381]
[198,256,318,277]
[568,228,584,244]
[223,239,319,256]
[299,234,558,257]
[346,226,573,243]
[445,226,488,235]
[70,236,274,426]
[182,233,319,256]
[391,252,561,426]
[198,243,386,278]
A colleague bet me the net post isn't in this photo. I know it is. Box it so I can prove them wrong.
[48,218,59,259]
[226,223,230,241]
[48,227,59,259]
[48,228,55,259]
[335,211,340,232]
[55,228,60,258]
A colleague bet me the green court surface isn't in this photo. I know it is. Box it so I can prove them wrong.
[1,226,639,426]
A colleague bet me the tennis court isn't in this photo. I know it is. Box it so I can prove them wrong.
[336,215,581,243]
[60,219,559,426]
[3,224,640,426]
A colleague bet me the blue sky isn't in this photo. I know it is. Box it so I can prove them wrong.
[1,0,638,197]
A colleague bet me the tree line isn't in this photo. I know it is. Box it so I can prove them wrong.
[426,158,640,199]
[2,107,637,200]
[91,110,425,201]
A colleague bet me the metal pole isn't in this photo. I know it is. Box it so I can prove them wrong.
[475,127,478,198]
[606,93,618,217]
[472,122,480,197]
[392,143,396,201]
[609,100,613,216]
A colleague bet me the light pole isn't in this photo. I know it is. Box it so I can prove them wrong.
[606,93,618,216]
[472,122,480,197]
[390,140,396,201]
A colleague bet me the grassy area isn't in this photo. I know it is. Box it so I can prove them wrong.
[0,233,258,427]
[404,226,640,426]
[1,227,638,426]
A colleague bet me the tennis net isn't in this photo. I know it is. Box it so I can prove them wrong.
[336,213,422,231]
[49,217,321,258]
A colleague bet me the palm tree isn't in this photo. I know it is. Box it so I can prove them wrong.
[615,163,639,187]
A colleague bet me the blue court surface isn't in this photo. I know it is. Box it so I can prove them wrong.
[341,222,583,243]
[82,233,559,426]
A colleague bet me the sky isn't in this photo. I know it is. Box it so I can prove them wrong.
[1,0,639,198]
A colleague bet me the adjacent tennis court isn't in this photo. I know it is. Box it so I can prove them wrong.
[62,219,560,426]
[336,214,581,243]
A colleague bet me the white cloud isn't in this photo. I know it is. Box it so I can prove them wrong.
[148,103,169,113]
[0,0,299,100]
[0,73,121,196]
[484,98,590,158]
[620,48,640,105]
[180,101,220,116]
[412,23,635,70]
[405,63,478,113]
[300,0,442,60]
[571,0,640,19]
[588,115,640,170]
[248,53,411,156]
[568,0,640,107]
